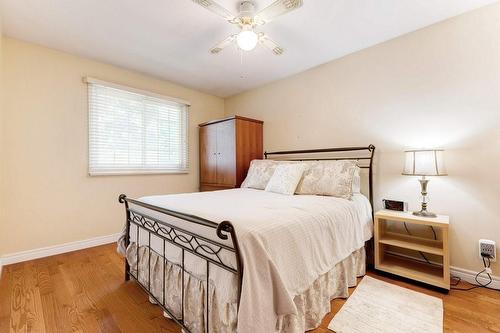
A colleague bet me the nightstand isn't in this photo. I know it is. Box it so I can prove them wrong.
[374,209,450,290]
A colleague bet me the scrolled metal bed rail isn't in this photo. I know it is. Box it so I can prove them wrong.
[119,194,243,333]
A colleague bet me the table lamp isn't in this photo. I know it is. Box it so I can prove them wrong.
[402,149,447,217]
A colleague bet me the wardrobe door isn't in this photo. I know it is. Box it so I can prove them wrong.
[199,124,217,184]
[215,120,236,186]
[235,119,263,186]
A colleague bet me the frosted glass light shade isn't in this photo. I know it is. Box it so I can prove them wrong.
[237,30,258,51]
[402,149,447,176]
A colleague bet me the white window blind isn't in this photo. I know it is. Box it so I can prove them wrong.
[87,78,189,175]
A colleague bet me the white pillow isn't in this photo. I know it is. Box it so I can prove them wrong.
[241,159,277,189]
[295,160,358,199]
[265,164,307,195]
[352,166,361,193]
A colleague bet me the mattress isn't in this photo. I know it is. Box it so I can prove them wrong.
[121,188,372,332]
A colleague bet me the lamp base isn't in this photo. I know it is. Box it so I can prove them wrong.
[412,210,437,218]
[414,176,437,218]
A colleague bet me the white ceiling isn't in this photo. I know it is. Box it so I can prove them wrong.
[0,0,496,97]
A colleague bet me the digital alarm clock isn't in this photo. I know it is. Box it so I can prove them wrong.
[382,199,408,212]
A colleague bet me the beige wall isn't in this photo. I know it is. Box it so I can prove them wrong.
[0,16,4,256]
[1,38,224,255]
[226,3,500,275]
[2,3,500,277]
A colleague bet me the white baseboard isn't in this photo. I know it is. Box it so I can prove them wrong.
[0,233,120,275]
[450,265,500,290]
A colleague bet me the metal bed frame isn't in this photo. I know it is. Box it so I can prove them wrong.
[119,144,375,333]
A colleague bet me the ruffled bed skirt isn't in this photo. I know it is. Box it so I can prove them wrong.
[126,243,365,333]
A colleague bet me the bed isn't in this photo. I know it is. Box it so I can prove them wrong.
[117,145,375,333]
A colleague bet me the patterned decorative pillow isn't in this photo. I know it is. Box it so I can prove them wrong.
[241,159,278,189]
[295,160,358,199]
[265,163,307,195]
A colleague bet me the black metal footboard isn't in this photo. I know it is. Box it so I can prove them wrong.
[118,194,243,333]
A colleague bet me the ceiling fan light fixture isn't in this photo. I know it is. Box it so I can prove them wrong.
[193,0,301,55]
[236,30,258,51]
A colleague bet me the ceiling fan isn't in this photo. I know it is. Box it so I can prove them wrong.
[192,0,303,55]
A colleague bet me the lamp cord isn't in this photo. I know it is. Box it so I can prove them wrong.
[402,223,499,292]
[451,256,499,291]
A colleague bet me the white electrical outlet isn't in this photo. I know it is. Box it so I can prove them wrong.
[479,239,496,262]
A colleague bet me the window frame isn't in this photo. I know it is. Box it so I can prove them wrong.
[85,77,190,176]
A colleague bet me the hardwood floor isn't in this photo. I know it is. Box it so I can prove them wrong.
[1,243,499,333]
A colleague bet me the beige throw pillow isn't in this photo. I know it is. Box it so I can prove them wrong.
[241,159,278,189]
[295,160,358,199]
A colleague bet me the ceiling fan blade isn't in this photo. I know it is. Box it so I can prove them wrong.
[191,0,236,22]
[258,33,284,55]
[210,34,237,54]
[254,0,303,24]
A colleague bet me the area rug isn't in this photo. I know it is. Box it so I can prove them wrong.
[328,276,443,333]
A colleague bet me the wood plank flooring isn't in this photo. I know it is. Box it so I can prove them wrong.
[1,243,499,333]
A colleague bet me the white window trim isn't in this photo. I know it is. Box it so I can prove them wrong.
[85,77,190,176]
[83,77,191,106]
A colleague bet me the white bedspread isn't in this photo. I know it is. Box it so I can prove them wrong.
[130,188,372,333]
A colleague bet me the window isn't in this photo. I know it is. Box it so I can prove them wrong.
[87,78,189,175]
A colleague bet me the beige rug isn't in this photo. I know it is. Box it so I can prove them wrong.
[328,276,443,333]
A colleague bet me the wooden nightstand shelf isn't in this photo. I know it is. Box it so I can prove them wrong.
[374,209,450,290]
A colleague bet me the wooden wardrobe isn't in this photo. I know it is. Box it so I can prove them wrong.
[199,116,263,192]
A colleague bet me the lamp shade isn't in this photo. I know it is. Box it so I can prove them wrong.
[402,149,447,176]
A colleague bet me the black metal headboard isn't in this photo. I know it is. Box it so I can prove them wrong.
[264,145,376,209]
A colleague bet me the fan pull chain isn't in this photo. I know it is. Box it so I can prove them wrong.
[239,48,246,79]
